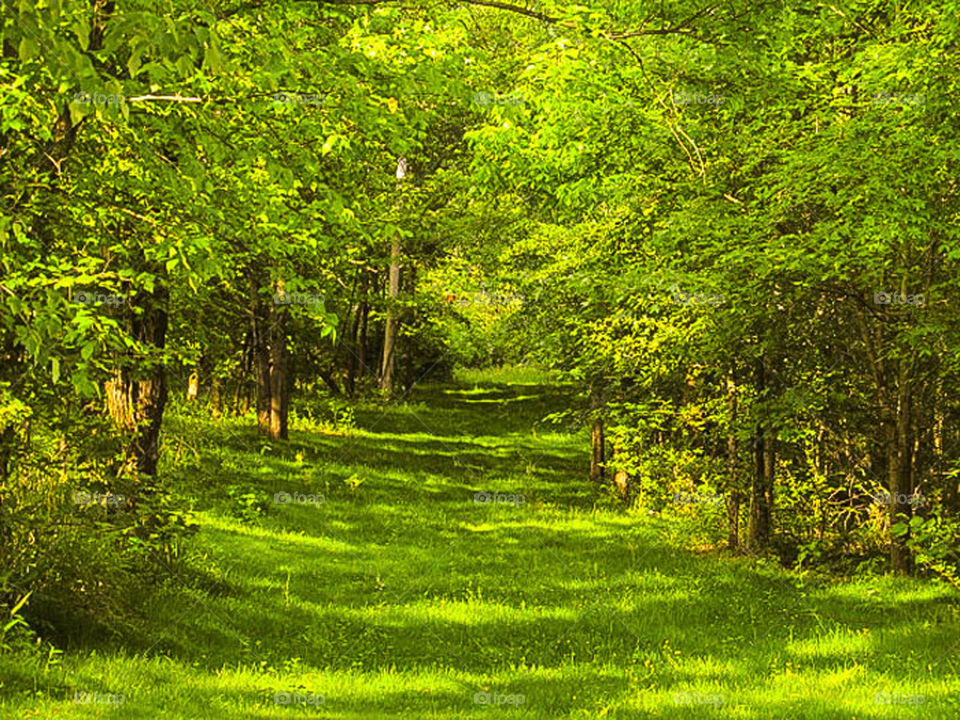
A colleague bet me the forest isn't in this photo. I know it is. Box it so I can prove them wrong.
[1,0,959,717]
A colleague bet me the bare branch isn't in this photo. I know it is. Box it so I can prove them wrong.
[607,4,719,40]
[457,0,556,23]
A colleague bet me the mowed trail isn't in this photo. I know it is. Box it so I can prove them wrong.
[5,372,959,718]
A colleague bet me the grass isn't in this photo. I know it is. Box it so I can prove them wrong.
[1,366,958,718]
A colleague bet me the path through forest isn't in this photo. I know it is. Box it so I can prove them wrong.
[6,371,959,718]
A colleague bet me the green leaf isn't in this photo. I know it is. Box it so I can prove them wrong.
[203,43,222,73]
[9,591,31,617]
[73,21,89,51]
[18,37,38,62]
[177,55,195,76]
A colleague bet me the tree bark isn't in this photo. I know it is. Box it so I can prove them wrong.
[379,235,401,395]
[346,303,362,396]
[105,284,169,477]
[268,307,289,440]
[186,370,199,402]
[611,442,630,501]
[747,357,773,551]
[726,374,740,550]
[252,296,272,435]
[589,386,605,482]
[250,279,289,440]
[889,362,914,574]
[380,157,407,396]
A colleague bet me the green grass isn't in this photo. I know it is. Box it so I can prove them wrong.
[2,369,958,718]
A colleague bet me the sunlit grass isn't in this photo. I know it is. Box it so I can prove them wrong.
[2,375,958,718]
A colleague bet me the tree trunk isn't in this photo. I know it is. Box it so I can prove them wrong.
[211,378,222,419]
[747,357,773,551]
[589,387,605,482]
[610,442,630,501]
[250,279,289,440]
[0,424,17,483]
[186,370,199,402]
[105,284,169,477]
[380,235,401,395]
[346,301,362,396]
[889,364,914,574]
[358,299,370,384]
[590,419,605,482]
[268,307,289,440]
[613,467,630,501]
[726,375,740,549]
[252,296,272,435]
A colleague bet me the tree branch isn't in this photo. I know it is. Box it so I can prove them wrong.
[126,94,203,103]
[606,4,719,40]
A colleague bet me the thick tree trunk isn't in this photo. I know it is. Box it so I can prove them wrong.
[251,280,289,440]
[105,285,169,477]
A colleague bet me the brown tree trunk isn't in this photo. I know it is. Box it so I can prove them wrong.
[747,357,773,551]
[380,235,401,395]
[105,285,169,477]
[0,424,15,483]
[726,375,740,550]
[613,468,630,501]
[939,387,957,512]
[358,299,370,383]
[727,475,741,550]
[250,279,289,440]
[252,297,272,435]
[210,378,222,419]
[186,370,199,402]
[346,303,362,396]
[589,387,605,482]
[889,364,914,574]
[610,442,630,501]
[268,307,289,440]
[590,419,605,482]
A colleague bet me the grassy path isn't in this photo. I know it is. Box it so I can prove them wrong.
[2,370,958,718]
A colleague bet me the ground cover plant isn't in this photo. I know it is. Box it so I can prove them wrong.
[2,0,960,717]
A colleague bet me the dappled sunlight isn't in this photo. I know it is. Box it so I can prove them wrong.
[8,375,959,718]
[333,598,580,627]
[201,512,357,554]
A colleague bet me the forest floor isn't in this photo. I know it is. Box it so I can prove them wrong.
[2,368,959,718]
